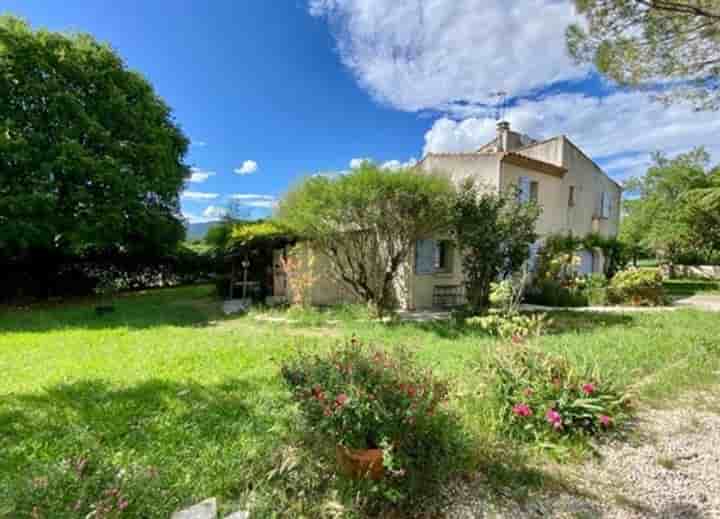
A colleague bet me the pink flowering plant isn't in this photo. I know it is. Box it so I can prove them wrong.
[281,337,450,451]
[491,347,631,441]
[281,336,471,508]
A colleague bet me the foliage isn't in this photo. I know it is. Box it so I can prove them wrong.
[226,220,295,255]
[451,180,540,312]
[490,347,631,442]
[466,312,550,342]
[0,246,214,302]
[277,163,454,316]
[609,268,666,305]
[489,280,514,309]
[0,16,189,260]
[281,338,467,507]
[621,148,720,269]
[567,0,720,110]
[524,279,589,308]
[583,233,627,278]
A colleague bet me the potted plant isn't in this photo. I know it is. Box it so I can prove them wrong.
[281,338,449,480]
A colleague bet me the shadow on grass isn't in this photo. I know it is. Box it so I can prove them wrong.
[0,377,290,517]
[0,285,232,334]
[383,310,636,340]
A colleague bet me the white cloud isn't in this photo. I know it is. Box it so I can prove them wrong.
[202,205,228,219]
[350,157,372,169]
[230,194,278,209]
[235,160,259,175]
[230,194,276,200]
[309,0,585,113]
[183,205,227,223]
[191,139,207,148]
[188,167,216,183]
[349,157,417,170]
[181,191,220,200]
[423,91,720,179]
[380,157,418,171]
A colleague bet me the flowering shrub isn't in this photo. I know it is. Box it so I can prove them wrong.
[490,347,631,441]
[609,268,665,306]
[281,338,469,508]
[466,312,550,341]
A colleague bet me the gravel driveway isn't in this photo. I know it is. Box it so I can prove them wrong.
[444,390,720,518]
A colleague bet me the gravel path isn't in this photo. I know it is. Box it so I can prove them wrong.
[444,390,720,518]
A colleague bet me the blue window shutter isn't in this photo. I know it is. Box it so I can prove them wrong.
[415,239,436,274]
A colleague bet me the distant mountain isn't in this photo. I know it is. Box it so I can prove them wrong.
[185,221,223,240]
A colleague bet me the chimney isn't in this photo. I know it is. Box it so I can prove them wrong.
[497,120,510,152]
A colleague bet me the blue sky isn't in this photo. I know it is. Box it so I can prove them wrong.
[5,1,720,223]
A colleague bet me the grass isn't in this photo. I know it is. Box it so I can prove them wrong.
[1,286,720,517]
[663,278,720,297]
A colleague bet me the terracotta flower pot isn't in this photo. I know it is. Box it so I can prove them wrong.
[335,445,384,480]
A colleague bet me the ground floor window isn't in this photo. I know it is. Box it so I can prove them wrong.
[415,239,454,274]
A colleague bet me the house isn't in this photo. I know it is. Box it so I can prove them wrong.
[273,121,622,310]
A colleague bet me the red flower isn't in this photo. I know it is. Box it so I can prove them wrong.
[599,415,612,428]
[512,404,533,417]
[582,383,596,395]
[335,393,349,407]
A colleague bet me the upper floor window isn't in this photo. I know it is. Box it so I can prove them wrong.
[600,191,613,218]
[519,177,539,203]
[568,185,576,207]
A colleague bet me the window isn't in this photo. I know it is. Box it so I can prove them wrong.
[415,239,453,274]
[518,177,538,203]
[600,192,612,218]
[435,240,453,273]
[530,181,539,203]
[568,186,576,207]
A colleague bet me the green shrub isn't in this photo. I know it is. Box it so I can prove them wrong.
[587,287,608,306]
[490,347,631,442]
[609,268,665,305]
[466,312,550,341]
[489,280,513,308]
[280,338,468,507]
[524,280,587,307]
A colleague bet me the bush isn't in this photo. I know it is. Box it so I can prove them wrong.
[466,312,550,341]
[524,279,587,307]
[609,268,665,305]
[490,347,631,442]
[587,288,608,306]
[489,280,513,308]
[281,338,467,507]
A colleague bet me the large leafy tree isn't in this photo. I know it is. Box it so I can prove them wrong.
[0,16,189,259]
[567,0,720,110]
[277,164,454,316]
[621,147,719,267]
[451,180,540,312]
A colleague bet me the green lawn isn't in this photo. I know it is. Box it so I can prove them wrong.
[1,286,719,518]
[663,278,720,296]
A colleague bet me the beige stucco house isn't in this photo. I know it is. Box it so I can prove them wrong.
[274,121,622,310]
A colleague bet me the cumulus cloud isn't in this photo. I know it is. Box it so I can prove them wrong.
[423,91,720,179]
[349,157,418,170]
[235,160,259,175]
[309,0,584,113]
[181,191,220,200]
[230,194,278,209]
[202,205,228,219]
[350,157,372,169]
[188,167,216,183]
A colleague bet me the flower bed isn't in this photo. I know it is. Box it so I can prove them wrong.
[491,347,631,442]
